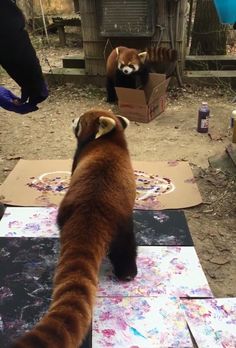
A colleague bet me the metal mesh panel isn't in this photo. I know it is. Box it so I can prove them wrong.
[98,0,155,37]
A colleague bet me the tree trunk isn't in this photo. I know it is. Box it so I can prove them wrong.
[190,0,227,55]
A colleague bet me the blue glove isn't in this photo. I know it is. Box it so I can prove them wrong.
[0,86,38,114]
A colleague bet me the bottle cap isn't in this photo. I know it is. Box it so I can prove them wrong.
[202,102,208,106]
[232,110,236,117]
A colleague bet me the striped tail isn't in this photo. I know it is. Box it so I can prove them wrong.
[146,46,178,63]
[146,46,178,77]
[11,216,107,348]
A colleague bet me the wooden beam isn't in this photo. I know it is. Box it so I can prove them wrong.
[185,70,236,77]
[186,55,236,61]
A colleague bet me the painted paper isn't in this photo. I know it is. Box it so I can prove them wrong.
[181,298,236,348]
[98,246,213,298]
[0,160,202,209]
[93,296,192,348]
[0,207,58,238]
[0,237,58,346]
[134,209,193,246]
[0,208,193,246]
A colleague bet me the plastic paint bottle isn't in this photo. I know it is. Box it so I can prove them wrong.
[197,102,210,133]
[230,110,236,128]
[233,120,236,143]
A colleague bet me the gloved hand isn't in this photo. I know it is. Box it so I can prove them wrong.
[0,86,38,114]
[20,81,49,105]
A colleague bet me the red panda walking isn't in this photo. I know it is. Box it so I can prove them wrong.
[11,109,137,348]
[106,45,178,103]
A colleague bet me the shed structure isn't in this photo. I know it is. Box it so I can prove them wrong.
[78,0,188,76]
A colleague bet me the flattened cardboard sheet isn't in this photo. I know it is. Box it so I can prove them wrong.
[134,160,202,210]
[0,159,202,209]
[0,159,71,207]
[0,207,193,246]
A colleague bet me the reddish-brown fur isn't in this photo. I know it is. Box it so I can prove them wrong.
[145,46,178,77]
[146,46,178,63]
[11,109,137,348]
[106,46,148,102]
[106,46,145,78]
[106,45,178,103]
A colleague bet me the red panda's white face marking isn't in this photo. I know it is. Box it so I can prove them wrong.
[118,61,139,75]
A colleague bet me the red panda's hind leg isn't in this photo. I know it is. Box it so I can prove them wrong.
[109,216,137,281]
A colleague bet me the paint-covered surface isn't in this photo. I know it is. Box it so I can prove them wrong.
[0,208,193,246]
[98,246,213,298]
[0,160,202,209]
[181,298,236,348]
[134,209,193,246]
[0,238,58,347]
[0,239,211,346]
[0,207,58,237]
[93,296,192,348]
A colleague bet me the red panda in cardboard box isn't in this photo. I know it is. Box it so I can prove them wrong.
[106,45,178,103]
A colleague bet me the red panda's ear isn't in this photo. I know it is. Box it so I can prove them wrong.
[138,51,147,64]
[115,47,119,56]
[95,116,116,139]
[117,115,130,129]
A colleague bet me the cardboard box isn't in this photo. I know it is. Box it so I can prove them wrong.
[115,73,170,123]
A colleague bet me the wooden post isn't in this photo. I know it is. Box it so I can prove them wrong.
[58,24,66,46]
[79,0,106,75]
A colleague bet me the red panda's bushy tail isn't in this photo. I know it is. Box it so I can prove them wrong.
[146,46,178,77]
[146,46,178,63]
[11,214,109,348]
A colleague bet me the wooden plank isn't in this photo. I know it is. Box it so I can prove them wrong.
[186,55,236,61]
[79,0,106,75]
[62,55,85,69]
[44,68,106,87]
[185,70,236,77]
[226,144,236,167]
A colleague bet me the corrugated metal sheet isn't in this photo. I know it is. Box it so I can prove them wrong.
[98,0,155,37]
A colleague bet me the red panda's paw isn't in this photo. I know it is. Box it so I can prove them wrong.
[113,262,138,282]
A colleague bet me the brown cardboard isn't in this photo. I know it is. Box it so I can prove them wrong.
[0,160,72,207]
[115,73,170,123]
[133,160,202,210]
[0,159,202,209]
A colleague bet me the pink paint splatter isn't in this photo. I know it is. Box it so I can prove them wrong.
[101,329,116,338]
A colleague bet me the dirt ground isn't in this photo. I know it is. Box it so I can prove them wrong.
[0,37,236,298]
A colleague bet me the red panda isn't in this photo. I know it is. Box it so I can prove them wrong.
[106,46,148,103]
[106,45,178,103]
[11,109,137,348]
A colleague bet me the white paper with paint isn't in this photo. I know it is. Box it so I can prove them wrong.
[98,246,213,298]
[0,207,58,237]
[93,296,192,348]
[181,298,236,348]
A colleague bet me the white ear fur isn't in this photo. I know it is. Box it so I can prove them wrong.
[71,117,79,131]
[95,116,116,139]
[115,47,119,56]
[71,117,82,137]
[117,115,130,129]
[138,51,147,64]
